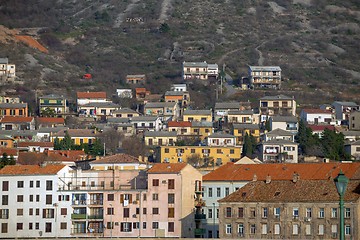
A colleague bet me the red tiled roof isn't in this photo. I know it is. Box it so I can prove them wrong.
[37,117,65,124]
[308,125,336,132]
[168,121,192,128]
[203,162,360,181]
[91,153,139,164]
[0,148,18,156]
[147,163,188,173]
[0,164,65,175]
[0,116,34,123]
[46,150,87,162]
[17,142,54,148]
[219,179,360,203]
[302,109,332,114]
[135,88,147,93]
[77,92,106,99]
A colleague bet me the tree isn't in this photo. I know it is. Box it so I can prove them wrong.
[186,153,203,168]
[242,133,257,157]
[89,139,104,156]
[122,136,148,158]
[321,129,349,161]
[159,23,170,33]
[60,131,73,150]
[100,128,124,154]
[40,107,56,117]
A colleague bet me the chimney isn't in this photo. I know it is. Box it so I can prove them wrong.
[265,175,271,184]
[252,174,258,182]
[293,172,300,183]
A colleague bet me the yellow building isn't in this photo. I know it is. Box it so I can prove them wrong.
[183,109,212,122]
[232,123,260,145]
[144,131,178,146]
[50,129,98,145]
[157,145,242,166]
[190,121,214,140]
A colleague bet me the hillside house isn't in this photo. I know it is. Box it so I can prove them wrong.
[0,57,15,78]
[39,94,68,115]
[126,74,146,84]
[259,95,296,122]
[249,66,281,89]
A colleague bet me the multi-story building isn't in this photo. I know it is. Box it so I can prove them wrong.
[50,129,98,145]
[270,115,298,133]
[227,110,256,124]
[207,132,237,147]
[0,102,28,117]
[111,108,140,118]
[214,102,242,122]
[183,109,213,122]
[0,58,15,78]
[259,95,296,122]
[126,74,146,84]
[218,177,360,239]
[144,102,180,121]
[231,123,260,145]
[300,108,335,125]
[248,66,281,89]
[144,131,177,146]
[259,139,298,163]
[164,91,190,109]
[130,116,162,133]
[170,84,187,92]
[0,116,35,130]
[39,94,68,115]
[349,111,360,130]
[202,162,360,238]
[76,92,108,111]
[182,62,209,80]
[78,102,121,118]
[332,101,360,122]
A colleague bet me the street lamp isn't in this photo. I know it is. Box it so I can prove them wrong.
[334,170,349,240]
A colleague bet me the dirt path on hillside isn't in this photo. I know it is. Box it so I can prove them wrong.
[159,0,174,23]
[113,0,141,28]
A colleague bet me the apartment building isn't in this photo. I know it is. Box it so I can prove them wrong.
[259,95,296,122]
[248,66,281,89]
[0,102,28,117]
[39,94,68,115]
[0,58,15,78]
[182,61,218,80]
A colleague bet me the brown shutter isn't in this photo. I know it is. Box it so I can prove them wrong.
[129,194,132,202]
[120,194,124,204]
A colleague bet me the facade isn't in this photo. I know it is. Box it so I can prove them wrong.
[259,95,296,122]
[50,129,98,145]
[300,108,334,125]
[78,102,121,118]
[263,128,295,142]
[259,139,298,163]
[116,89,133,98]
[249,66,281,89]
[144,102,180,121]
[164,91,190,109]
[0,58,15,78]
[214,102,241,121]
[183,110,212,122]
[191,121,214,140]
[157,145,242,165]
[270,115,298,133]
[126,74,146,84]
[345,140,360,160]
[144,131,178,146]
[36,117,65,129]
[76,92,107,111]
[167,121,192,135]
[332,101,360,121]
[202,162,360,239]
[218,178,360,239]
[182,61,209,80]
[227,110,256,124]
[207,132,237,147]
[39,94,67,115]
[17,142,54,152]
[349,111,360,130]
[0,116,35,130]
[111,108,140,118]
[232,123,260,145]
[0,134,15,148]
[0,102,28,117]
[171,84,187,92]
[130,116,162,133]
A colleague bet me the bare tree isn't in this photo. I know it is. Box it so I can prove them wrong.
[121,136,148,158]
[100,128,124,154]
[186,153,204,168]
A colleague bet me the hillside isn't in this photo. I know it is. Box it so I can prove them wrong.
[0,0,359,110]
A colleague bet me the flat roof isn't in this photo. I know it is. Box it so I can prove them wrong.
[249,66,281,71]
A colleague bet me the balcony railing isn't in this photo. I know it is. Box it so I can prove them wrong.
[194,228,206,235]
[72,200,87,205]
[89,200,103,205]
[88,215,103,220]
[195,213,206,220]
[71,214,87,219]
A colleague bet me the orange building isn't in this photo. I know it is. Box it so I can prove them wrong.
[0,102,28,117]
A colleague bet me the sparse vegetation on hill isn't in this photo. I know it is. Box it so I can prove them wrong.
[0,0,359,110]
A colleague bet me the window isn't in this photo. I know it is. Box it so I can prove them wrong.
[46,180,53,190]
[60,208,67,215]
[168,222,174,232]
[45,223,52,233]
[274,207,280,218]
[238,207,244,218]
[168,179,175,189]
[226,224,232,234]
[17,223,23,230]
[306,208,312,218]
[226,207,232,218]
[133,222,139,229]
[230,149,234,154]
[168,208,174,218]
[43,209,55,218]
[120,222,132,232]
[152,193,158,201]
[17,195,24,202]
[208,188,213,197]
[292,224,299,235]
[261,224,267,235]
[123,208,130,218]
[152,222,159,229]
[345,225,351,235]
[225,187,229,196]
[318,224,325,235]
[331,224,337,236]
[143,208,147,215]
[238,223,244,236]
[107,208,114,215]
[262,207,268,218]
[168,193,175,204]
[250,207,256,218]
[29,208,33,216]
[46,195,52,205]
[345,208,351,218]
[60,222,67,230]
[29,195,33,202]
[331,208,338,218]
[1,223,8,233]
[305,224,311,235]
[250,224,256,234]
[208,209,213,218]
[2,195,8,205]
[152,179,159,186]
[17,209,23,216]
[108,194,114,201]
[216,187,221,197]
[36,181,40,188]
[274,224,280,235]
[143,194,147,201]
[107,222,114,229]
[165,148,169,153]
[29,222,33,230]
[36,209,40,216]
[293,207,299,219]
[152,208,159,215]
[36,195,40,202]
[17,181,24,188]
[319,208,325,218]
[143,222,147,229]
[136,208,140,215]
[35,222,39,229]
[2,181,8,191]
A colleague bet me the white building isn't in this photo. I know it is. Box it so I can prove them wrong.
[300,108,335,125]
[171,84,187,92]
[0,58,16,78]
[116,89,133,98]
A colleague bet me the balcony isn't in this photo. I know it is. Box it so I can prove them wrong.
[195,213,206,220]
[88,215,103,220]
[89,200,103,205]
[286,127,298,131]
[194,228,206,236]
[71,214,87,219]
[72,200,87,206]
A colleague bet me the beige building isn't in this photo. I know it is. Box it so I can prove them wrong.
[183,110,212,122]
[259,95,296,122]
[350,111,360,130]
[126,74,146,84]
[249,66,281,89]
[219,177,360,239]
[0,58,15,78]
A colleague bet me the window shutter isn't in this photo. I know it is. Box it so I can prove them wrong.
[120,223,124,232]
[129,194,132,202]
[43,209,46,218]
[120,194,124,203]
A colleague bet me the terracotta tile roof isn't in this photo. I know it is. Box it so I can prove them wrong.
[308,124,336,132]
[17,142,54,148]
[302,108,332,114]
[77,92,106,99]
[46,150,87,162]
[37,117,65,124]
[147,163,187,173]
[219,179,360,203]
[0,148,18,156]
[91,153,139,164]
[0,164,66,175]
[168,121,192,128]
[203,162,360,181]
[135,88,147,93]
[0,116,34,123]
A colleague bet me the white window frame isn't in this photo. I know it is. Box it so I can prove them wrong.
[226,224,232,234]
